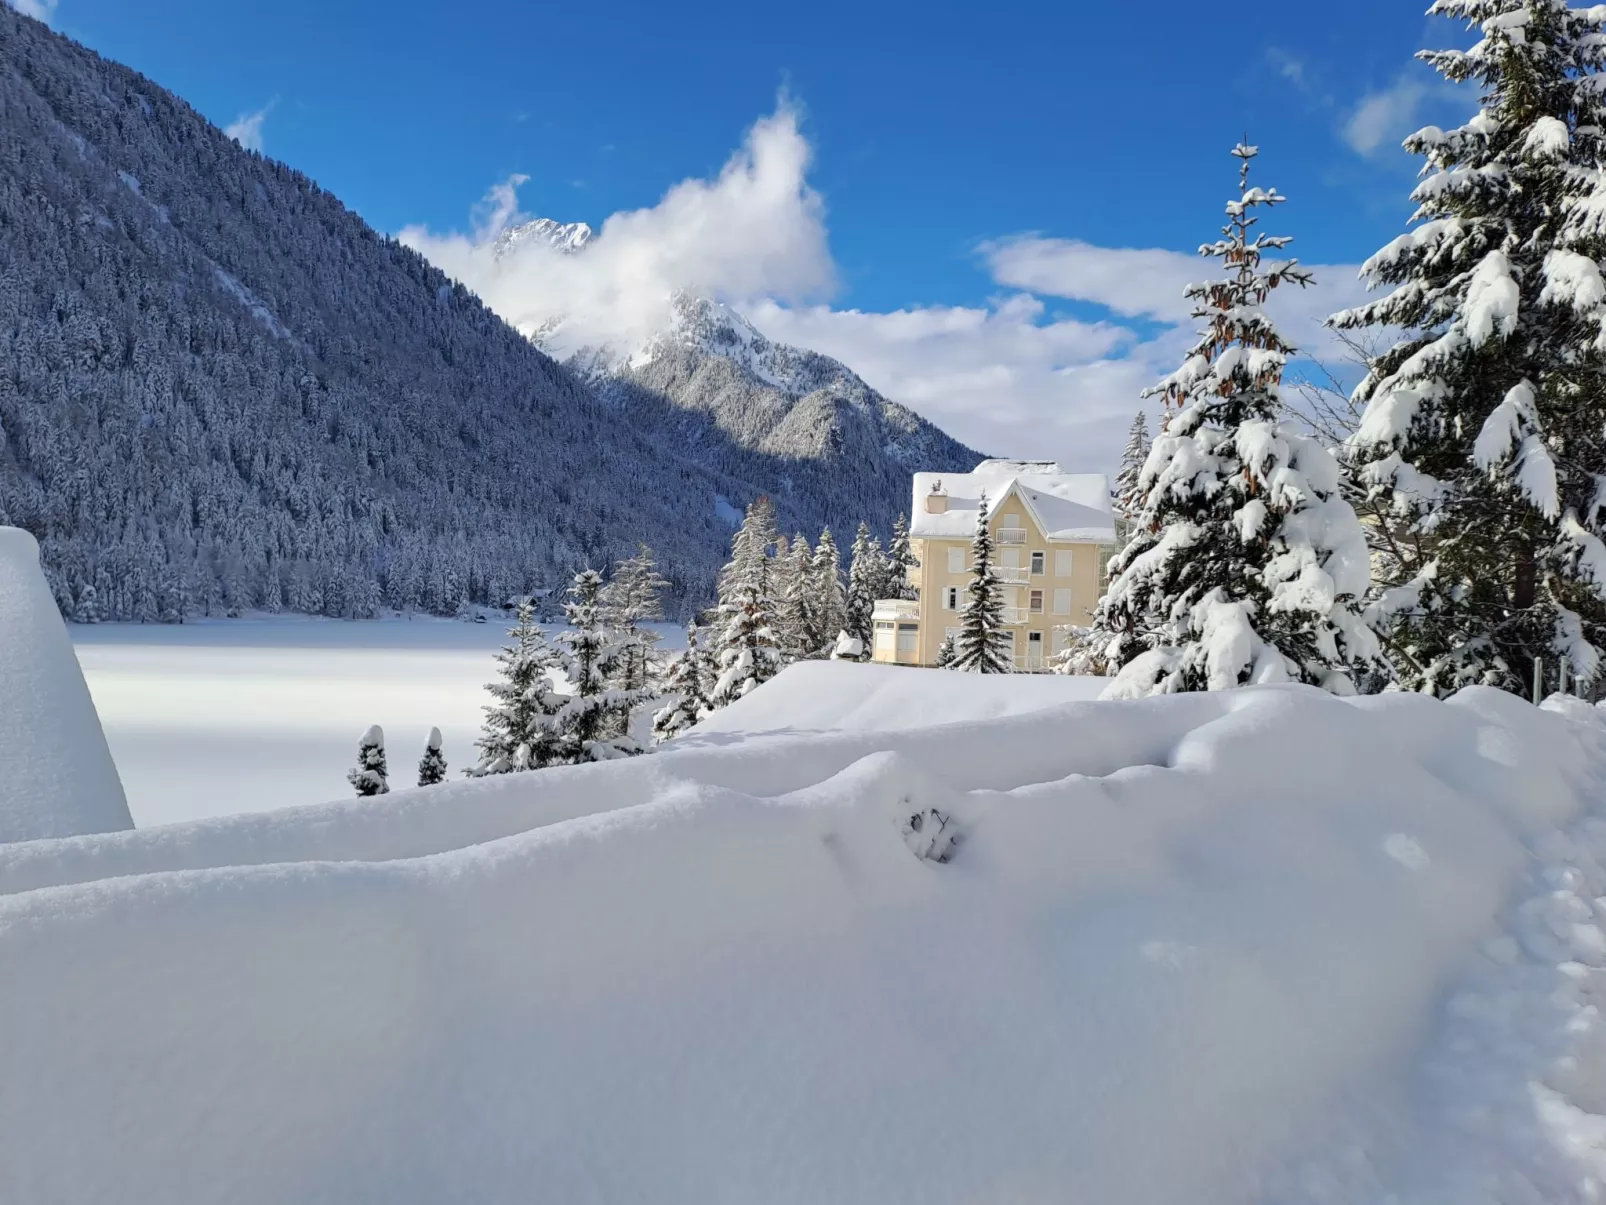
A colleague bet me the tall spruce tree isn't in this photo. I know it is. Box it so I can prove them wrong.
[347,724,389,796]
[1095,144,1380,697]
[417,726,448,786]
[600,543,669,697]
[810,528,847,650]
[652,624,713,743]
[1331,0,1606,697]
[718,496,778,601]
[552,569,653,763]
[710,573,784,708]
[884,513,919,601]
[773,533,817,661]
[952,493,1014,673]
[845,522,887,650]
[1114,412,1152,520]
[469,600,564,775]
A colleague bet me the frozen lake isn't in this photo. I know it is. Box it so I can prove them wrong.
[71,616,682,828]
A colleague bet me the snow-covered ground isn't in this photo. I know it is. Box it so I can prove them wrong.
[5,661,1606,1203]
[70,615,682,826]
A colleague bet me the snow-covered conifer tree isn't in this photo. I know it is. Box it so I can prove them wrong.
[601,543,669,696]
[952,493,1013,673]
[347,724,389,797]
[551,570,653,763]
[810,528,847,652]
[417,726,447,786]
[884,513,919,601]
[74,583,100,625]
[652,624,713,743]
[1331,1,1606,696]
[469,600,563,775]
[773,533,817,660]
[718,496,778,601]
[1097,143,1380,697]
[845,522,887,650]
[1114,412,1151,520]
[710,573,784,708]
[934,632,957,668]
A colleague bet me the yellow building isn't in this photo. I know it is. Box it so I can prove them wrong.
[871,460,1116,670]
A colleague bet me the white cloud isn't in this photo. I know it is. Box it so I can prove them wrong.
[399,105,833,353]
[6,0,57,21]
[225,101,275,153]
[402,104,1376,476]
[1343,76,1432,157]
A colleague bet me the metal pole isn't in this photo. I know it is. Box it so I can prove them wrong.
[1533,656,1544,705]
[1560,658,1570,697]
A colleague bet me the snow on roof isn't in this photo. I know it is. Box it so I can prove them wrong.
[910,459,1116,543]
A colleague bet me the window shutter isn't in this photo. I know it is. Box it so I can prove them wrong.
[1054,550,1075,576]
[1053,589,1072,615]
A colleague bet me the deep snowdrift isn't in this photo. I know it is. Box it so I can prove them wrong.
[3,667,1606,1204]
[0,526,130,843]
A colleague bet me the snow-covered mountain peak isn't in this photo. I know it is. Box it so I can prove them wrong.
[493,217,593,259]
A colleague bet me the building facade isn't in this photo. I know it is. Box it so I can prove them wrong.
[871,460,1116,670]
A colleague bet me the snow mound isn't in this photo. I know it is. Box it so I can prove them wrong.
[685,660,1108,736]
[3,670,1606,1204]
[0,527,130,843]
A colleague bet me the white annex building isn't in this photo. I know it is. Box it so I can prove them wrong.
[870,459,1117,670]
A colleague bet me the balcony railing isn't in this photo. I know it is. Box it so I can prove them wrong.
[993,566,1029,585]
[871,598,920,622]
[997,528,1028,545]
[1000,606,1030,625]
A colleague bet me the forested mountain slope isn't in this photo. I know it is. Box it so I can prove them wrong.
[0,8,882,620]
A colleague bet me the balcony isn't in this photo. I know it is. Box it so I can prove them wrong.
[871,598,920,622]
[993,566,1029,585]
[1000,606,1030,625]
[997,528,1028,545]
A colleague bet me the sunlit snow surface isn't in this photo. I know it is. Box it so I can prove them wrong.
[10,656,1606,1203]
[70,616,681,826]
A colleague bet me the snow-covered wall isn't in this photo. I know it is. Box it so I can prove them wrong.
[0,527,131,843]
[4,671,1606,1203]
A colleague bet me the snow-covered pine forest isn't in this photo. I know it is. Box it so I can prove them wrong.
[0,5,976,625]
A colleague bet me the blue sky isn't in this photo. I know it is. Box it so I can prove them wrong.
[34,0,1474,470]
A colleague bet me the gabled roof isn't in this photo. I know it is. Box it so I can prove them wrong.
[910,459,1116,544]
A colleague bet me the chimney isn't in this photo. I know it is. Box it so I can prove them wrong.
[925,480,948,514]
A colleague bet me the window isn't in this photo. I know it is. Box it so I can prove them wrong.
[943,586,959,610]
[896,624,919,653]
[874,621,895,631]
[947,547,965,574]
[1000,547,1022,569]
[1054,549,1075,577]
[1029,589,1044,613]
[1053,588,1072,615]
[1002,512,1019,526]
[1030,551,1045,576]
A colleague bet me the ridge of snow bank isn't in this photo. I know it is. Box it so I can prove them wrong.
[3,672,1606,1203]
[0,527,130,843]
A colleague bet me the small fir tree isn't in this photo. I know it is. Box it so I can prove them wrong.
[773,532,817,661]
[469,600,564,775]
[952,493,1014,673]
[601,543,669,697]
[845,521,887,650]
[934,632,958,668]
[551,570,654,763]
[1096,143,1380,697]
[417,726,447,786]
[710,579,784,706]
[1114,412,1151,521]
[347,724,389,796]
[810,528,847,653]
[884,513,919,600]
[652,625,713,743]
